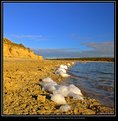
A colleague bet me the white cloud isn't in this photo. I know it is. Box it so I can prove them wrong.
[32,41,114,58]
[10,34,48,40]
[81,41,114,53]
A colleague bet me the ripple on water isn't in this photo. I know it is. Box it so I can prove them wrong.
[63,62,114,108]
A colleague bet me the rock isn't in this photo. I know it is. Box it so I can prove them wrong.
[81,109,95,114]
[37,95,46,102]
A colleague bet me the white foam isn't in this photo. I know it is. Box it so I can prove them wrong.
[42,77,55,83]
[59,72,70,77]
[55,64,70,77]
[51,93,67,105]
[60,64,68,70]
[40,77,84,106]
[68,84,83,96]
[59,104,71,112]
[55,68,67,74]
[68,92,83,100]
[42,84,57,93]
[71,62,75,65]
[53,85,69,97]
[67,63,71,67]
[40,77,58,93]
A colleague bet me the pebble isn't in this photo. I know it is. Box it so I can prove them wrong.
[37,95,46,102]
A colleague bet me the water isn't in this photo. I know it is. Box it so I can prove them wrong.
[62,62,114,108]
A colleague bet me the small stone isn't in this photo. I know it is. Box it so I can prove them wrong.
[92,101,100,105]
[37,95,46,102]
[74,108,79,114]
[38,68,42,71]
[82,109,95,114]
[44,105,50,110]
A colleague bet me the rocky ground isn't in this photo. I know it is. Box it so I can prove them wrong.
[3,59,114,115]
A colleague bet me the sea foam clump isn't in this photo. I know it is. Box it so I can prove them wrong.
[68,92,83,100]
[55,68,67,74]
[55,64,70,77]
[39,77,58,93]
[40,77,83,106]
[42,77,56,83]
[59,72,70,78]
[67,63,71,67]
[71,62,75,65]
[67,84,83,100]
[39,62,83,111]
[60,64,68,70]
[51,93,67,105]
[68,84,83,96]
[59,104,71,112]
[53,85,69,97]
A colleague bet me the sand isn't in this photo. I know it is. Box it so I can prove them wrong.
[3,59,114,115]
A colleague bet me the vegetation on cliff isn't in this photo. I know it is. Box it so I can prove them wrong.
[3,38,43,60]
[4,38,26,49]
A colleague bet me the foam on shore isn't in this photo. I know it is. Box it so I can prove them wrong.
[54,62,75,77]
[39,62,84,112]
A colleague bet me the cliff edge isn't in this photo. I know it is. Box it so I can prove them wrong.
[3,38,43,60]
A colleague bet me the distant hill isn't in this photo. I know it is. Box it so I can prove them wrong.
[3,38,43,60]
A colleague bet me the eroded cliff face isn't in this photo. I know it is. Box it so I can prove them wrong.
[3,38,43,60]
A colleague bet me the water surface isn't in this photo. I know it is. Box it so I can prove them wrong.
[62,62,114,108]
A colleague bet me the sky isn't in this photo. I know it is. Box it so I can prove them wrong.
[3,2,114,58]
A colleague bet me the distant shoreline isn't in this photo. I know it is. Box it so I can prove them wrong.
[46,57,114,62]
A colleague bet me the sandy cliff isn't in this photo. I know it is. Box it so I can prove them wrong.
[3,38,43,60]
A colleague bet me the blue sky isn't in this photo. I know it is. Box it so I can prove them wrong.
[3,2,114,58]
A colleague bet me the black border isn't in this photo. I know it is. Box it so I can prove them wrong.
[1,1,117,120]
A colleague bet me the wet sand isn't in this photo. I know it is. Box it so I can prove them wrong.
[3,59,114,115]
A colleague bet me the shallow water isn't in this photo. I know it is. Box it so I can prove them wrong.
[62,62,114,108]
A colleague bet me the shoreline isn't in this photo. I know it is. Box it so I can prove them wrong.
[46,57,114,62]
[3,59,114,115]
[77,60,114,63]
[48,59,114,63]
